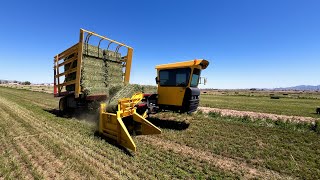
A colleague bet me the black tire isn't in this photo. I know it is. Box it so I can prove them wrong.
[59,97,67,114]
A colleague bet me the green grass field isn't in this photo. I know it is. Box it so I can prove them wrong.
[202,89,320,99]
[0,84,53,93]
[0,86,320,179]
[200,94,320,118]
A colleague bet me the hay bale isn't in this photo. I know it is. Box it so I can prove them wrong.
[62,44,123,96]
[81,56,108,95]
[81,57,123,95]
[105,84,144,113]
[83,44,121,61]
[62,44,157,114]
[81,45,123,96]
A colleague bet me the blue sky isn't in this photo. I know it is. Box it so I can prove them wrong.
[0,0,319,89]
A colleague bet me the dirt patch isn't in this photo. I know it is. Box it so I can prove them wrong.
[198,107,317,123]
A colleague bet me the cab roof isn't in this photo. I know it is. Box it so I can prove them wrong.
[155,59,209,70]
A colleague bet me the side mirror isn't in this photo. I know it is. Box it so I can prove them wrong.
[155,77,160,84]
[199,77,207,85]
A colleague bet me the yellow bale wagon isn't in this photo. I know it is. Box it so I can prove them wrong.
[54,29,209,151]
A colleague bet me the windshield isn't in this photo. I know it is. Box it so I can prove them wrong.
[190,68,201,87]
[159,68,191,87]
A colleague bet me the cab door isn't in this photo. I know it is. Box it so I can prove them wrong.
[157,68,191,106]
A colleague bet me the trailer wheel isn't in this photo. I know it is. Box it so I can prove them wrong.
[59,97,67,114]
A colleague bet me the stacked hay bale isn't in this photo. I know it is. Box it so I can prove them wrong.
[81,56,108,95]
[63,44,150,114]
[81,44,123,96]
[64,44,123,96]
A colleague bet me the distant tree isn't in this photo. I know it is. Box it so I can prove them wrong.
[0,80,2,84]
[23,81,31,85]
[13,80,18,83]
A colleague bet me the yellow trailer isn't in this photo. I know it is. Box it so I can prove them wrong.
[53,28,133,111]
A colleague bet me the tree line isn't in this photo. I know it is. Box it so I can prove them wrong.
[0,80,31,85]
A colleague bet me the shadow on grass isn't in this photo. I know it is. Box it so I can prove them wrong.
[45,109,190,130]
[44,108,68,117]
[43,108,189,155]
[44,108,134,156]
[310,112,320,115]
[44,108,99,122]
[147,117,190,130]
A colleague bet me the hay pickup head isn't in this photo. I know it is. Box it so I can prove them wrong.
[99,93,161,151]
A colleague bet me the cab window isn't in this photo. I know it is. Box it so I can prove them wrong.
[159,68,191,87]
[190,68,201,87]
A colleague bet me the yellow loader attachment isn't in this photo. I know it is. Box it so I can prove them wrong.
[99,93,161,151]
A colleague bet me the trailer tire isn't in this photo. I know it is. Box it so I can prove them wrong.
[59,97,67,114]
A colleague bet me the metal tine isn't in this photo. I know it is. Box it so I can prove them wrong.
[106,41,113,50]
[115,45,122,53]
[97,38,104,58]
[115,45,122,61]
[84,33,90,54]
[104,41,113,59]
[84,33,93,55]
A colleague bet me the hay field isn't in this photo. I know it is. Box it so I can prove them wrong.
[1,86,320,179]
[0,84,53,94]
[200,93,320,118]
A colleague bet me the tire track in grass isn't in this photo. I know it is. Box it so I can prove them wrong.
[0,96,126,179]
[138,136,294,179]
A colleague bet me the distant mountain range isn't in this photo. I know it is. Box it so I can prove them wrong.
[274,85,320,91]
